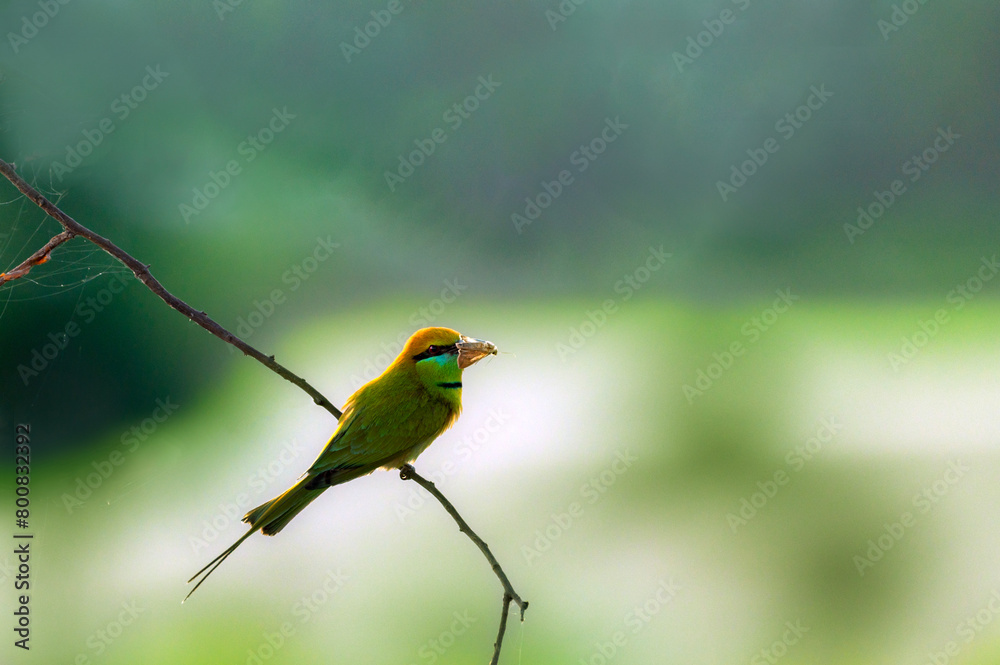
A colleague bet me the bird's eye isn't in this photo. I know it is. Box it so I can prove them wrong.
[427,345,439,353]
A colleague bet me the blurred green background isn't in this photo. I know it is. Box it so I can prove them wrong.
[2,1,999,664]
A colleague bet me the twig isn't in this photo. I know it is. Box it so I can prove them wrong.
[0,158,342,420]
[493,592,514,665]
[400,464,528,665]
[0,229,76,285]
[0,156,526,663]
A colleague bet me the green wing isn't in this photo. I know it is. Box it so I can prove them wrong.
[307,380,453,476]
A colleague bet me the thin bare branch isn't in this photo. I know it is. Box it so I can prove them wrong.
[493,593,513,665]
[0,229,76,285]
[0,158,342,420]
[0,156,525,663]
[400,464,528,665]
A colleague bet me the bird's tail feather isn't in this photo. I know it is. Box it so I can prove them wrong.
[184,526,257,602]
[250,465,371,535]
[247,475,327,536]
[184,476,326,601]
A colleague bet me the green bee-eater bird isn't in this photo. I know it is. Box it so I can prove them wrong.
[185,327,497,600]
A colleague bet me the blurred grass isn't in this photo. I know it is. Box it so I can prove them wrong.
[5,298,999,664]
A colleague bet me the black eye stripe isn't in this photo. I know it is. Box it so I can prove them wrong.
[412,343,458,361]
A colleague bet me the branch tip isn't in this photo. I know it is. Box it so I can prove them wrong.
[399,464,526,664]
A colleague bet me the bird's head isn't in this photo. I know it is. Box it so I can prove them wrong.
[395,327,497,397]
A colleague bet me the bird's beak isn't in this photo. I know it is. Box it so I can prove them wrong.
[456,335,498,369]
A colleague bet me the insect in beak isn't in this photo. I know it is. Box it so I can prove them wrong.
[456,336,498,369]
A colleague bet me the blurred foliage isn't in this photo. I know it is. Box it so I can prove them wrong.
[1,0,998,437]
